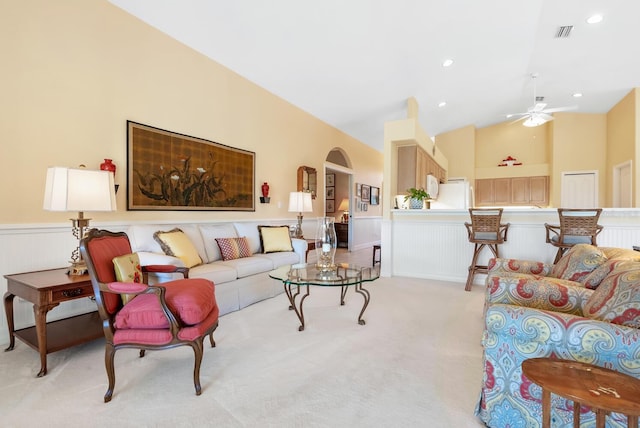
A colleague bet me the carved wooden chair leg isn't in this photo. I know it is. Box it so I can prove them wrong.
[192,340,204,396]
[104,344,116,403]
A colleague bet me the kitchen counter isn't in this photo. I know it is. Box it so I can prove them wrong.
[380,208,640,283]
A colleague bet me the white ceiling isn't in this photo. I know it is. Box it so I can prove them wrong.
[108,0,640,152]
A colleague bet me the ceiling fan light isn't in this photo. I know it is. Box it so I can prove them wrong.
[523,116,546,127]
[587,14,603,24]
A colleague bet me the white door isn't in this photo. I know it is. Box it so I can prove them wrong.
[561,171,598,208]
[613,161,632,208]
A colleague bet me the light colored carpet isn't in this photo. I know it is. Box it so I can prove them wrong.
[0,255,487,427]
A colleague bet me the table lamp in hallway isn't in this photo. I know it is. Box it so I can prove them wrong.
[288,191,313,239]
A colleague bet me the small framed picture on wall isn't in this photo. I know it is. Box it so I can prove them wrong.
[356,183,362,198]
[326,200,335,213]
[361,184,371,202]
[326,173,335,187]
[326,186,335,200]
[370,187,379,205]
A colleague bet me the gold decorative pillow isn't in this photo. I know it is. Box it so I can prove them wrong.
[113,253,142,304]
[259,225,293,253]
[153,228,202,268]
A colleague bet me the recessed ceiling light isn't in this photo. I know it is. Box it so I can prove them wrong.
[442,59,454,67]
[506,114,514,119]
[573,93,583,98]
[587,14,603,24]
[438,101,447,108]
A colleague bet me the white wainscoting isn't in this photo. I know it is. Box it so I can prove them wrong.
[0,216,381,346]
[384,208,640,285]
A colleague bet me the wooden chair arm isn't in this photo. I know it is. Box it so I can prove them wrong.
[499,223,510,242]
[544,223,561,243]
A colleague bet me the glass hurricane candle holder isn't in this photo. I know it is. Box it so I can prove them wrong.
[315,217,337,272]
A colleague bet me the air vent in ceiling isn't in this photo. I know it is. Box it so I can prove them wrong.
[536,96,545,102]
[555,25,573,38]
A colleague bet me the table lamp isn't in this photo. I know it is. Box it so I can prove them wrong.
[288,191,313,239]
[43,167,117,275]
[338,198,349,223]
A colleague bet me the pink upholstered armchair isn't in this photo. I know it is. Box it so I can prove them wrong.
[80,229,219,402]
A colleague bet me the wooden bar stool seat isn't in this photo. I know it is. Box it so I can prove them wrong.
[464,208,509,291]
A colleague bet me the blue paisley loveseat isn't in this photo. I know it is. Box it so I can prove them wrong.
[476,244,640,428]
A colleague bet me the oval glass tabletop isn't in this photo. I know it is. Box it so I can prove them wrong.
[269,263,379,287]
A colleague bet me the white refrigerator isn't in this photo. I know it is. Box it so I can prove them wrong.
[430,181,473,209]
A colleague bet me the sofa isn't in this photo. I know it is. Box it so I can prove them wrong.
[476,244,640,428]
[126,221,307,316]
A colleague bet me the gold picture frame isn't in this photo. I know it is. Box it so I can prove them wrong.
[127,121,255,211]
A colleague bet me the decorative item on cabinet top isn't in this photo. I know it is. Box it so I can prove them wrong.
[498,156,522,167]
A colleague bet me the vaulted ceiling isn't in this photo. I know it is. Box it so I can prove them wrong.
[109,0,640,152]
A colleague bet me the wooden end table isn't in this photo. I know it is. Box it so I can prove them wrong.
[4,268,103,377]
[522,358,640,428]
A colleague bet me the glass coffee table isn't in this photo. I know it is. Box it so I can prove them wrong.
[269,263,379,331]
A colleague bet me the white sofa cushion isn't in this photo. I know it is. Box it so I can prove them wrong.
[187,262,238,285]
[254,252,299,268]
[220,256,274,278]
[199,223,238,262]
[128,224,207,264]
[233,222,262,254]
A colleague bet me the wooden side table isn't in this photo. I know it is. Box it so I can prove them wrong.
[522,358,640,428]
[4,268,103,377]
[304,239,316,262]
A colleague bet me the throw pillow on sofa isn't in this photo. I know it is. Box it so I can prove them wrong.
[153,228,203,268]
[550,244,607,282]
[258,225,293,253]
[215,237,252,261]
[583,261,640,328]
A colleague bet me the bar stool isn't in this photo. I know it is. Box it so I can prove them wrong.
[372,244,381,266]
[545,208,603,264]
[464,208,509,291]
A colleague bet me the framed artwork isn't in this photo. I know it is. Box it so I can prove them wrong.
[326,186,335,200]
[127,121,255,211]
[326,173,335,187]
[361,184,371,202]
[356,183,362,198]
[361,202,368,211]
[370,187,380,205]
[326,200,335,213]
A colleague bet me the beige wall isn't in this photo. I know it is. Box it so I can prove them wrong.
[606,89,638,206]
[435,125,475,180]
[549,113,607,206]
[475,121,549,168]
[435,94,638,207]
[1,0,382,225]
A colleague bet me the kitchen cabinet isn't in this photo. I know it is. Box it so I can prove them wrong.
[397,145,446,194]
[475,176,548,207]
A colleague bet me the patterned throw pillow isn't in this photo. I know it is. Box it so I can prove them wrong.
[583,261,640,328]
[113,253,142,304]
[550,244,607,282]
[581,259,627,289]
[258,225,293,253]
[153,228,202,268]
[215,237,252,261]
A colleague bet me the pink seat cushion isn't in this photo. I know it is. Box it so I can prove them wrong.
[115,278,216,329]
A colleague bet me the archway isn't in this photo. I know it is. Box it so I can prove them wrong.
[324,148,354,251]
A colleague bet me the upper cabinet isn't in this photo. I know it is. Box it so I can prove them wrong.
[397,145,446,194]
[475,176,548,207]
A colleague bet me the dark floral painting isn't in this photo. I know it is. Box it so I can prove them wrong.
[127,121,255,211]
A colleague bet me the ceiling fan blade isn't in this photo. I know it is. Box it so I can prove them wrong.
[509,115,529,125]
[539,113,553,121]
[542,105,577,113]
[532,103,547,112]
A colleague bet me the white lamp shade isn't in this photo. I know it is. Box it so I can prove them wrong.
[43,167,117,212]
[288,191,313,213]
[337,198,349,212]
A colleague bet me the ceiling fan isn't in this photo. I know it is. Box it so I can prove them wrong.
[508,74,575,127]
